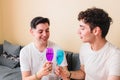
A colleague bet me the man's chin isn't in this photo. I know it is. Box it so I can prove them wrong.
[42,40,48,43]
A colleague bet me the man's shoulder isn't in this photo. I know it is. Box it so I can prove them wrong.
[106,42,120,57]
[21,42,33,51]
[107,42,120,51]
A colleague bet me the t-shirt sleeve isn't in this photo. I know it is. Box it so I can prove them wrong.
[79,45,86,65]
[109,49,120,76]
[20,48,31,71]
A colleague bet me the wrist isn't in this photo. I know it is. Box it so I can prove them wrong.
[67,71,71,79]
[35,72,39,80]
[35,72,42,80]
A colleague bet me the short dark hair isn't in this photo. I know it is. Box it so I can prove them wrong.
[78,7,112,38]
[30,16,50,29]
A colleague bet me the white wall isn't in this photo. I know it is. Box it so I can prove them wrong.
[1,0,120,52]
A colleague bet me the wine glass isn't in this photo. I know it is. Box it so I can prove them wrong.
[56,49,64,66]
[46,48,54,62]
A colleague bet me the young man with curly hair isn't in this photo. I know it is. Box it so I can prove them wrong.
[56,7,120,80]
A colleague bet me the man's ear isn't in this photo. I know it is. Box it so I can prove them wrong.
[93,27,101,36]
[30,28,34,35]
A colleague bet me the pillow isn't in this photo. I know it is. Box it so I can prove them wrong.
[71,53,80,71]
[65,51,73,71]
[65,51,80,71]
[3,40,21,57]
[0,44,3,55]
[0,52,19,68]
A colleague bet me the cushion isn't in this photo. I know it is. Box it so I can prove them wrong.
[65,51,73,71]
[65,51,80,71]
[0,52,19,68]
[3,40,21,57]
[71,53,80,71]
[0,44,3,55]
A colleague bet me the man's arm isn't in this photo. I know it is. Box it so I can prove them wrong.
[21,62,52,80]
[55,65,85,80]
[69,65,85,79]
[21,71,42,80]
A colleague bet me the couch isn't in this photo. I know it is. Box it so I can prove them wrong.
[0,40,22,80]
[0,40,80,80]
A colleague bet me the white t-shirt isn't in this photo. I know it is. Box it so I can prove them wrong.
[20,41,67,80]
[79,42,120,80]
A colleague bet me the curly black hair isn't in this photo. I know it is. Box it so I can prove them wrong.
[78,7,112,38]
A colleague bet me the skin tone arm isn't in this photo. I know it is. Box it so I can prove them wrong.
[21,62,52,80]
[69,65,85,79]
[55,65,85,80]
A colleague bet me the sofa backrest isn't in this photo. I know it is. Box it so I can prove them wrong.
[0,44,3,54]
[65,51,80,71]
[0,44,80,71]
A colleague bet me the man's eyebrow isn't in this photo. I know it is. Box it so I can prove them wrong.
[38,29,43,31]
[80,25,84,27]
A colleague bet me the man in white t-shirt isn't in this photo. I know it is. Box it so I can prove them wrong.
[20,16,68,80]
[56,7,120,80]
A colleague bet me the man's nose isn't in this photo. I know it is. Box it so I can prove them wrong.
[42,31,47,36]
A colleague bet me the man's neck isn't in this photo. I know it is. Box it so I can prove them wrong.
[34,41,47,52]
[90,38,107,51]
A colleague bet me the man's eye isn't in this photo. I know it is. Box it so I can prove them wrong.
[79,25,85,30]
[81,28,84,30]
[80,27,84,30]
[38,31,43,33]
[46,30,49,32]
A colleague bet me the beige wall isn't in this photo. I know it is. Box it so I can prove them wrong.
[0,0,3,43]
[0,0,120,52]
